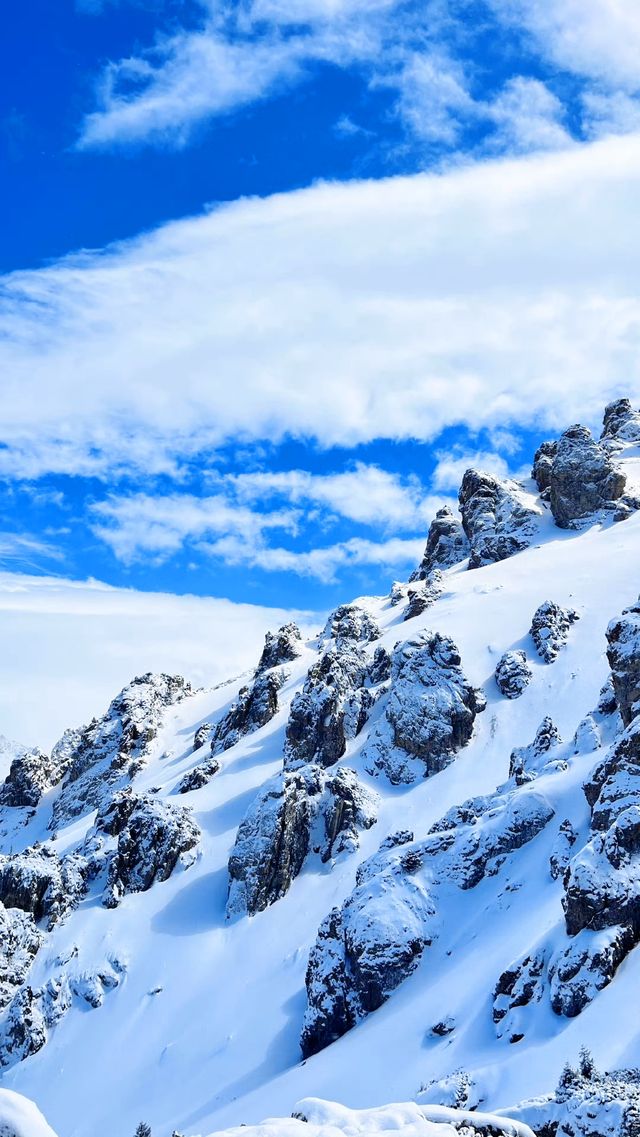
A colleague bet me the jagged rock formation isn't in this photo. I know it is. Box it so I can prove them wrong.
[256,623,303,673]
[495,650,532,699]
[549,819,578,880]
[403,573,444,622]
[458,470,541,569]
[322,604,380,645]
[606,600,640,726]
[410,506,470,578]
[0,848,86,930]
[193,723,212,751]
[284,646,378,771]
[50,673,193,832]
[364,631,486,784]
[302,786,553,1056]
[176,755,221,794]
[529,600,579,663]
[227,765,377,918]
[0,748,66,810]
[601,397,640,445]
[548,425,626,528]
[100,793,200,907]
[211,670,284,755]
[508,718,564,785]
[0,905,42,1012]
[531,440,558,493]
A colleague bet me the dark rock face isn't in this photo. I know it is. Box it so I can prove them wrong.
[403,574,444,622]
[531,440,558,492]
[177,755,221,794]
[530,600,579,663]
[256,623,302,673]
[493,949,547,1042]
[495,650,533,699]
[302,785,553,1056]
[0,746,69,809]
[226,765,377,918]
[50,673,193,831]
[410,506,470,579]
[193,723,212,752]
[322,604,380,645]
[601,398,640,444]
[549,425,626,528]
[458,469,541,570]
[364,631,486,784]
[509,717,563,785]
[0,986,46,1067]
[0,847,86,930]
[548,925,635,1017]
[101,794,200,907]
[549,819,578,880]
[212,671,284,756]
[607,601,640,727]
[284,646,374,771]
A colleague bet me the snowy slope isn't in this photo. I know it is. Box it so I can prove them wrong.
[1,413,640,1137]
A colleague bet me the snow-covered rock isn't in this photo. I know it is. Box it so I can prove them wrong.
[601,397,640,445]
[529,600,579,663]
[0,847,86,930]
[458,470,541,569]
[256,623,303,672]
[101,793,200,907]
[508,717,564,785]
[549,424,626,528]
[410,506,470,578]
[364,631,486,784]
[495,650,532,700]
[322,604,380,645]
[227,765,377,918]
[531,439,558,493]
[212,670,284,755]
[284,645,376,770]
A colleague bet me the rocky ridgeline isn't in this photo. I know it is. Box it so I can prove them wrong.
[458,469,542,569]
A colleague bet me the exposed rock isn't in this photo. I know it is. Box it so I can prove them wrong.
[548,925,635,1017]
[458,470,541,569]
[530,601,579,663]
[562,821,640,938]
[227,765,377,918]
[410,506,470,579]
[531,440,558,493]
[256,623,303,673]
[606,600,640,727]
[0,987,46,1067]
[176,755,221,794]
[193,723,212,752]
[495,651,533,700]
[0,847,86,930]
[601,397,640,444]
[321,604,380,645]
[212,670,284,756]
[403,574,444,622]
[597,676,618,716]
[613,493,640,523]
[508,1062,640,1137]
[549,425,626,528]
[364,631,486,785]
[102,795,200,908]
[573,716,601,755]
[509,717,564,785]
[50,673,193,831]
[302,786,553,1055]
[0,904,42,1012]
[493,948,547,1042]
[284,646,374,771]
[0,747,68,810]
[549,819,578,880]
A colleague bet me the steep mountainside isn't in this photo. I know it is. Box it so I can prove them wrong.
[2,402,640,1137]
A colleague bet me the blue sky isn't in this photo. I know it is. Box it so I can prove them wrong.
[2,0,640,613]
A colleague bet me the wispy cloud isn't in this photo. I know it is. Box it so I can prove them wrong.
[0,532,63,572]
[2,134,640,485]
[198,533,427,582]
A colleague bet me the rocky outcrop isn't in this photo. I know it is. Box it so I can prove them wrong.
[0,848,86,930]
[549,819,578,880]
[549,425,626,528]
[303,786,553,1055]
[458,470,541,569]
[493,948,547,1043]
[403,574,444,622]
[284,646,375,771]
[601,398,640,444]
[50,673,193,832]
[0,987,47,1067]
[410,506,470,578]
[509,717,564,785]
[0,747,67,810]
[256,623,302,673]
[606,600,640,727]
[548,925,634,1017]
[531,440,558,493]
[211,670,284,755]
[495,650,532,699]
[321,604,380,645]
[193,723,212,752]
[364,631,486,784]
[529,600,579,663]
[0,904,42,1012]
[177,755,221,794]
[101,793,200,907]
[227,765,377,918]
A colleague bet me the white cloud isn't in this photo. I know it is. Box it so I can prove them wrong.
[0,533,63,571]
[485,77,574,154]
[582,90,640,139]
[431,449,524,493]
[0,571,318,749]
[2,135,640,481]
[199,533,426,582]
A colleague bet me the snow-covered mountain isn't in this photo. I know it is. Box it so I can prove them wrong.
[2,401,640,1137]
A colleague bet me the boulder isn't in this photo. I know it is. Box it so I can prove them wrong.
[549,425,626,528]
[458,470,541,569]
[321,604,380,645]
[284,646,373,770]
[530,600,579,663]
[495,650,533,700]
[410,507,470,579]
